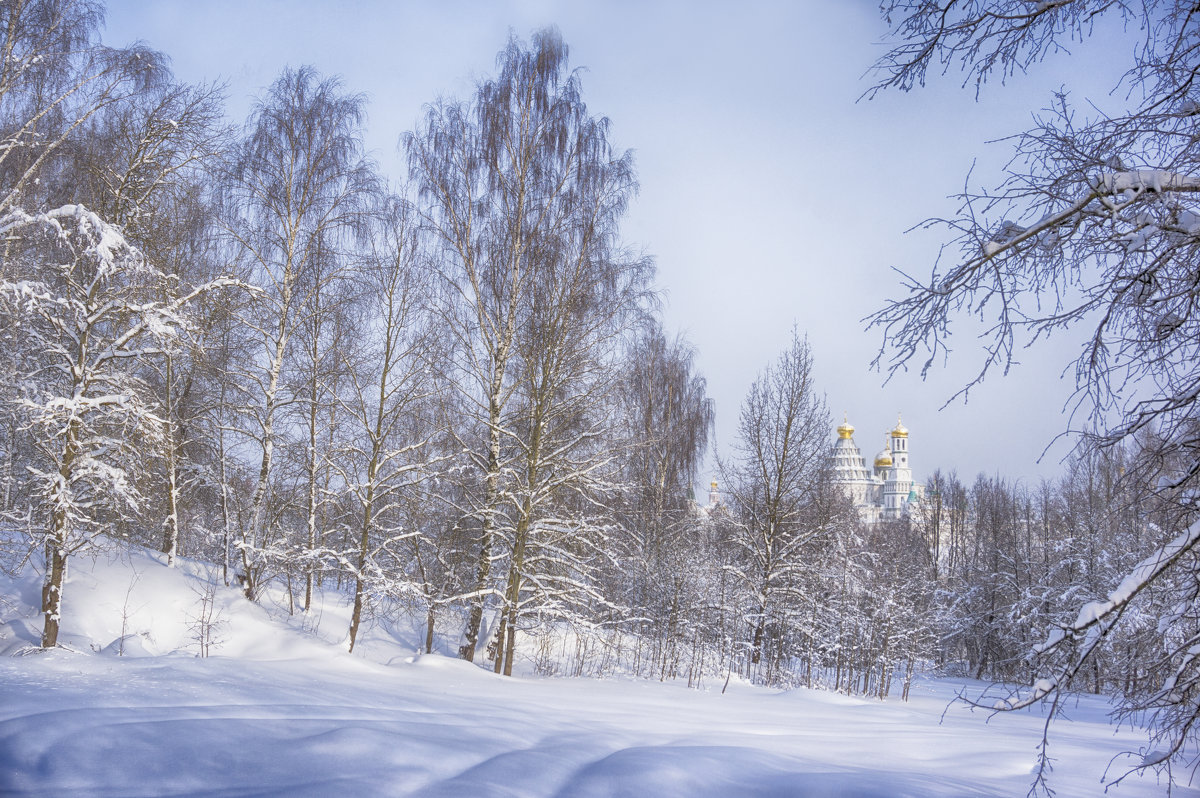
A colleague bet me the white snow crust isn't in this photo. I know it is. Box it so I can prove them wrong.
[0,546,1192,797]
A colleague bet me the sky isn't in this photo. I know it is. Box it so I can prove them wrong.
[102,1,1131,488]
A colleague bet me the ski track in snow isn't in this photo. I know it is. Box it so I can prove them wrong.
[0,546,1193,797]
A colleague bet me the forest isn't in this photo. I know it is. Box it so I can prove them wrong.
[2,0,1200,784]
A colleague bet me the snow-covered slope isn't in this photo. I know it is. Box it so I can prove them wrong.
[0,547,1191,797]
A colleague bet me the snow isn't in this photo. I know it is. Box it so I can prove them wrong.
[1098,169,1200,194]
[0,546,1192,797]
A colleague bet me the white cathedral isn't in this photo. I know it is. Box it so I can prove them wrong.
[829,414,923,523]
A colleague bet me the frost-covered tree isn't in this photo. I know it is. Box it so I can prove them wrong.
[222,66,376,599]
[486,98,651,675]
[0,0,164,531]
[610,323,714,679]
[838,515,935,699]
[334,195,441,652]
[869,0,1200,781]
[67,79,229,566]
[407,28,650,665]
[0,1,241,644]
[721,331,832,675]
[0,206,226,647]
[0,0,163,215]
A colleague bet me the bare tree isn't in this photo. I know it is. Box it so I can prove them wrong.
[0,0,165,541]
[491,203,651,675]
[334,194,441,652]
[619,324,714,573]
[0,3,242,646]
[68,79,229,566]
[869,0,1200,784]
[0,206,228,647]
[611,322,714,678]
[406,28,649,664]
[222,66,376,599]
[0,0,164,214]
[721,331,832,674]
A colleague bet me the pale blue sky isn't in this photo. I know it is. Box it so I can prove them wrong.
[103,1,1129,487]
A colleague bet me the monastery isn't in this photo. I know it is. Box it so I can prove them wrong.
[829,415,923,523]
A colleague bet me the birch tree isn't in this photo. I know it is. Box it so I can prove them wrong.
[407,28,649,663]
[336,195,440,652]
[0,0,163,215]
[69,80,228,565]
[0,0,163,532]
[612,323,714,675]
[223,66,376,599]
[491,198,651,675]
[0,206,227,647]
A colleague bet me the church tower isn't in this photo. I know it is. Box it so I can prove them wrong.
[882,415,913,519]
[829,416,874,510]
[830,413,921,523]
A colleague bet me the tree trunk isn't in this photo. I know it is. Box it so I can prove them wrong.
[500,528,526,676]
[41,415,83,648]
[242,300,290,601]
[218,411,232,587]
[41,538,67,648]
[459,392,503,662]
[161,352,180,566]
[493,612,507,674]
[503,605,518,676]
[304,301,323,613]
[348,477,376,653]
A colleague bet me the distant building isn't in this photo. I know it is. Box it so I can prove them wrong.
[829,414,923,523]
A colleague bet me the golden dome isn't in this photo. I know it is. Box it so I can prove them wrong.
[891,413,909,438]
[837,413,855,440]
[874,447,893,468]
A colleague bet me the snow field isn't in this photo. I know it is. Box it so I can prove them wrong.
[0,545,1193,797]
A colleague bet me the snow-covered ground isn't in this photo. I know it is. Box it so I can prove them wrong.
[0,546,1192,797]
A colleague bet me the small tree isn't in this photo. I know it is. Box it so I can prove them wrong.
[0,205,226,647]
[188,580,226,657]
[721,331,832,675]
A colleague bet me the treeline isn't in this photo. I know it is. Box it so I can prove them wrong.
[0,6,716,668]
[0,4,824,684]
[917,446,1196,706]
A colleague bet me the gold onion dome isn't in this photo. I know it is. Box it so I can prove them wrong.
[837,413,855,440]
[874,448,893,468]
[891,413,909,438]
